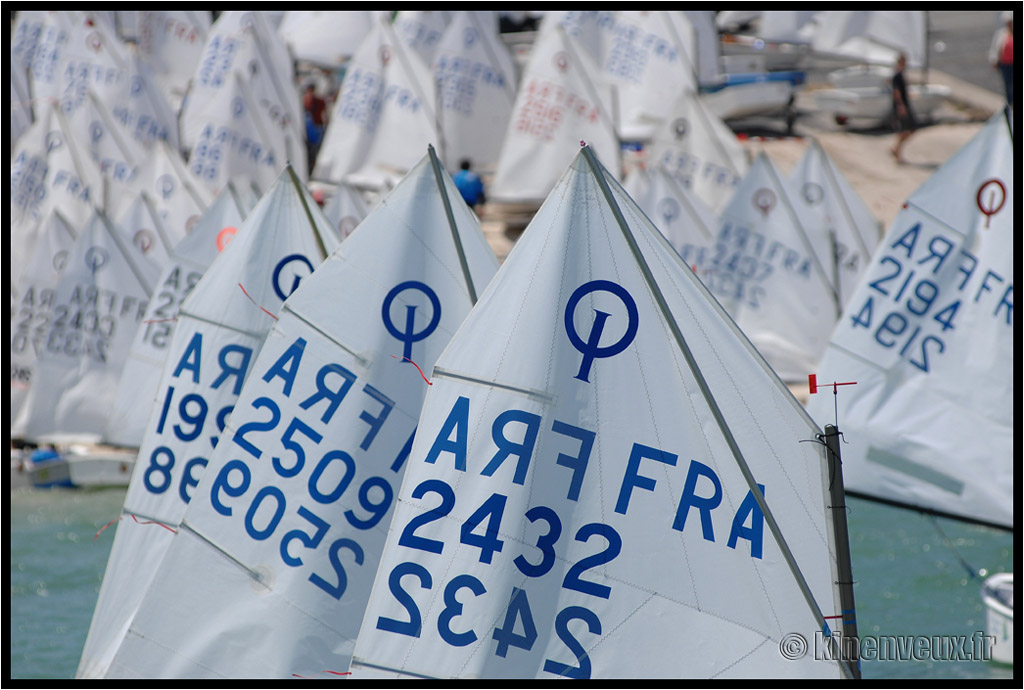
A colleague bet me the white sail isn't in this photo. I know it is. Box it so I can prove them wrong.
[10,10,48,116]
[102,147,500,679]
[433,10,517,173]
[758,11,820,44]
[806,108,1014,530]
[62,89,150,218]
[787,139,882,309]
[77,167,339,679]
[27,11,132,115]
[181,67,293,197]
[11,23,37,146]
[11,102,105,298]
[313,18,440,192]
[107,191,179,294]
[180,12,307,189]
[489,23,619,204]
[10,210,79,437]
[394,10,453,66]
[126,141,213,249]
[320,182,371,242]
[134,10,212,111]
[811,11,927,68]
[109,51,183,153]
[621,164,718,269]
[278,10,392,67]
[349,145,851,679]
[704,152,840,383]
[18,210,154,443]
[645,90,750,214]
[182,11,304,152]
[567,10,700,142]
[104,186,253,447]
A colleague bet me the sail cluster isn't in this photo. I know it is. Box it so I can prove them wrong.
[8,9,1010,681]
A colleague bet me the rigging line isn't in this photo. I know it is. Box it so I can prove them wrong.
[580,144,855,680]
[844,490,1013,534]
[237,282,279,320]
[925,513,983,582]
[288,164,329,261]
[428,144,477,304]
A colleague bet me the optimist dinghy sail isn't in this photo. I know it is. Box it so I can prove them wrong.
[101,147,499,678]
[433,10,517,173]
[313,18,440,192]
[18,210,153,443]
[77,166,339,679]
[704,152,841,383]
[621,164,719,270]
[489,23,619,205]
[645,89,750,214]
[105,185,253,447]
[10,210,79,436]
[788,139,881,309]
[349,145,855,679]
[806,108,1014,532]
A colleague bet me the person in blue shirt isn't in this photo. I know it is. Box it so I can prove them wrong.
[453,159,486,210]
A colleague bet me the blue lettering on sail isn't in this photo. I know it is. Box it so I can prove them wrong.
[848,221,1012,373]
[191,333,410,601]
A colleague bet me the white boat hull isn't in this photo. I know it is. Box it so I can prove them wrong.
[982,572,1013,665]
[703,80,795,121]
[66,446,136,488]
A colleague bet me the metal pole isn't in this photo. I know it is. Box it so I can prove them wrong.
[823,424,861,679]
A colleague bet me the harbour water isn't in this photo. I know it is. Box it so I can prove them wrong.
[8,484,1014,680]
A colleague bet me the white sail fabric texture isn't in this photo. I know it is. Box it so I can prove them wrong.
[349,147,848,679]
[704,152,841,383]
[806,109,1014,530]
[278,10,391,67]
[77,168,339,679]
[101,149,499,678]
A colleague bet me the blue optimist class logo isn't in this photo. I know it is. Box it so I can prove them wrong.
[564,280,639,382]
[272,254,315,301]
[382,281,441,362]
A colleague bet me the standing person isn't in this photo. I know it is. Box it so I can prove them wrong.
[989,12,1013,108]
[303,81,327,174]
[890,52,917,165]
[453,159,486,211]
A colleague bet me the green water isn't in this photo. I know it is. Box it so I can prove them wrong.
[7,487,1015,680]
